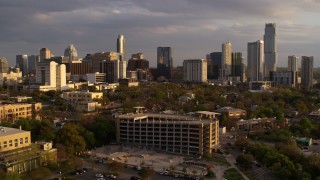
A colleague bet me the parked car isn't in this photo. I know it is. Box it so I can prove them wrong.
[95,173,104,178]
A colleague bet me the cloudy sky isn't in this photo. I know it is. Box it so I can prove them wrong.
[1,0,320,67]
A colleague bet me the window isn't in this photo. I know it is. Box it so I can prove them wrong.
[9,140,12,147]
[14,139,18,147]
[25,137,28,143]
[4,141,7,148]
[20,138,23,144]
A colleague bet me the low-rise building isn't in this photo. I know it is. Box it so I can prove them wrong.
[0,102,42,122]
[0,127,57,173]
[214,107,246,118]
[61,91,103,103]
[249,81,272,92]
[61,91,103,112]
[117,110,219,156]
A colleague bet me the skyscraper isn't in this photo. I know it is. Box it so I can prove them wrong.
[64,44,78,62]
[117,34,125,61]
[0,57,8,73]
[301,56,313,90]
[183,59,207,83]
[222,42,232,79]
[16,54,28,76]
[28,55,40,74]
[157,47,173,80]
[40,48,51,62]
[247,40,264,81]
[264,23,277,80]
[231,52,243,81]
[288,55,299,87]
[208,52,222,79]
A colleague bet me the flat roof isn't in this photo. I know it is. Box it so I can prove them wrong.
[0,126,29,137]
[118,113,218,124]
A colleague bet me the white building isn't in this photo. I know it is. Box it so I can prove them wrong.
[222,42,232,79]
[35,61,68,91]
[117,34,126,61]
[183,59,207,83]
[0,68,22,87]
[264,23,277,80]
[248,40,264,81]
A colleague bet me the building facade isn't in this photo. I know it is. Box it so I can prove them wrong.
[230,52,243,82]
[222,42,232,79]
[117,34,126,61]
[117,111,219,156]
[28,55,40,74]
[0,127,57,173]
[208,52,222,79]
[39,48,52,62]
[61,91,103,103]
[288,55,299,88]
[157,47,173,80]
[16,54,28,76]
[270,71,294,87]
[183,59,207,83]
[214,107,247,119]
[0,58,8,73]
[248,40,264,81]
[64,44,78,62]
[264,23,277,80]
[35,61,67,91]
[0,102,42,121]
[301,56,314,90]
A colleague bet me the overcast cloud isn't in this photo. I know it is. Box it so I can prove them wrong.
[0,0,320,67]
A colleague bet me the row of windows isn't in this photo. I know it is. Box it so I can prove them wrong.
[0,137,29,148]
[121,123,199,128]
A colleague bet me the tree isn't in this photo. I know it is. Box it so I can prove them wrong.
[138,167,155,180]
[23,167,52,180]
[236,154,254,170]
[55,124,86,155]
[206,169,215,178]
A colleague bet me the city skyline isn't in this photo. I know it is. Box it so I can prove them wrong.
[0,0,320,67]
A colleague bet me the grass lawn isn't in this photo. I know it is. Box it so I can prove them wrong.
[204,154,230,166]
[223,168,245,180]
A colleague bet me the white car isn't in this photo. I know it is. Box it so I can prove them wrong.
[97,178,105,180]
[95,174,104,178]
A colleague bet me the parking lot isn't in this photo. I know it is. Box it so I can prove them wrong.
[89,145,208,176]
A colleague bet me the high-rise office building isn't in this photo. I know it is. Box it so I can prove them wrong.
[288,55,299,87]
[222,42,232,79]
[16,54,28,76]
[301,56,313,90]
[64,44,78,62]
[157,47,173,80]
[247,40,264,81]
[0,58,8,73]
[231,52,242,76]
[264,23,277,80]
[208,52,222,79]
[183,59,207,83]
[35,61,67,91]
[117,34,125,61]
[28,55,40,74]
[127,53,149,71]
[39,48,52,62]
